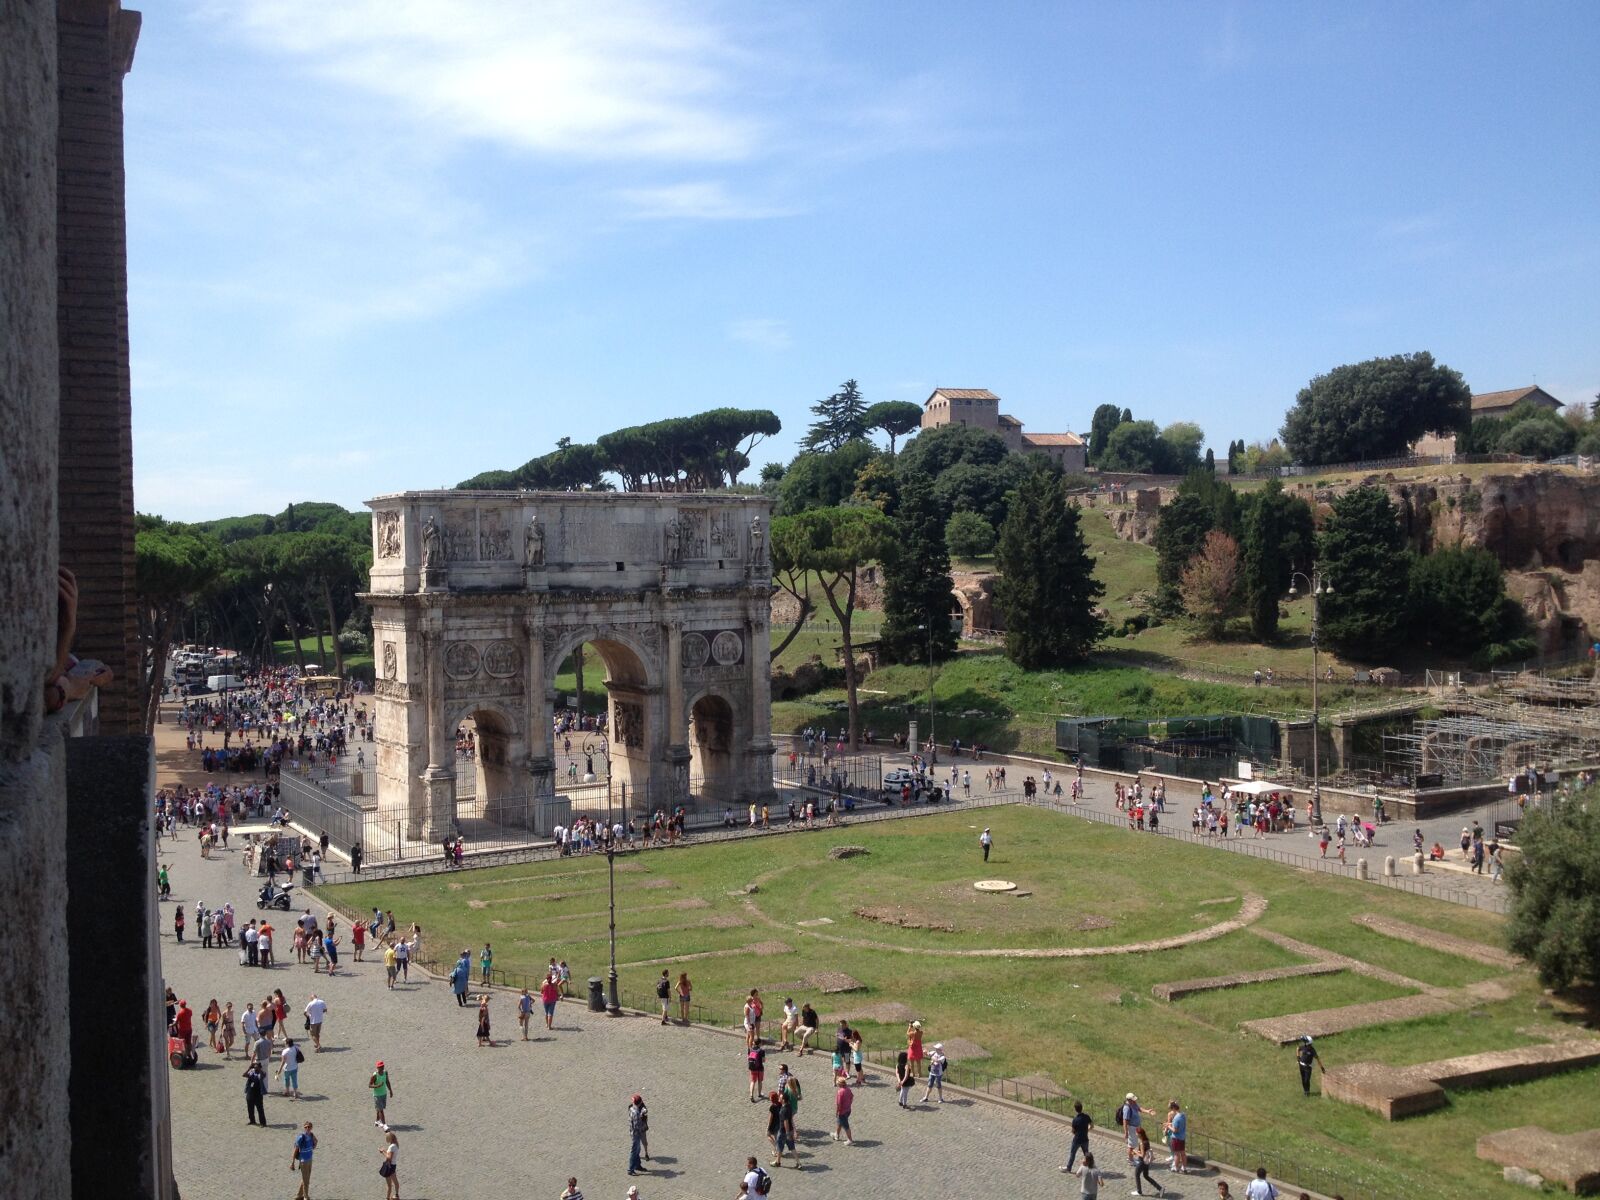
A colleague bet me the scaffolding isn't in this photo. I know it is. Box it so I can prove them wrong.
[1383,692,1600,787]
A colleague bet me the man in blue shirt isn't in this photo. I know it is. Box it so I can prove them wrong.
[1164,1100,1188,1173]
[289,1121,316,1200]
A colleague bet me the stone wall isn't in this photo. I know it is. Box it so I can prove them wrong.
[0,2,70,1195]
[55,0,142,734]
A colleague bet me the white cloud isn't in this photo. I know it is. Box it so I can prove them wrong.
[618,180,798,221]
[727,317,792,351]
[226,0,765,163]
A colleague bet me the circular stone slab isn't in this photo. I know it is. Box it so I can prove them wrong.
[974,880,1018,892]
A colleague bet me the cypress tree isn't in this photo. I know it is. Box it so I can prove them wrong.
[995,465,1107,667]
[1317,486,1415,660]
[1243,478,1289,641]
[878,474,959,664]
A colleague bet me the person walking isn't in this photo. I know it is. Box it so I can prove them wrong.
[747,1043,767,1103]
[304,993,327,1052]
[1295,1036,1323,1095]
[219,1001,236,1058]
[322,927,340,976]
[394,937,410,983]
[980,828,992,862]
[369,1060,395,1130]
[288,1121,316,1200]
[1131,1127,1161,1196]
[174,905,186,942]
[540,973,560,1030]
[243,1059,268,1127]
[480,942,494,986]
[656,971,672,1024]
[378,1130,399,1200]
[383,942,398,990]
[765,1090,787,1168]
[560,1176,583,1199]
[352,918,365,962]
[628,1093,648,1176]
[451,952,470,1007]
[833,1076,856,1145]
[1062,1100,1093,1172]
[1074,1152,1102,1199]
[517,988,534,1040]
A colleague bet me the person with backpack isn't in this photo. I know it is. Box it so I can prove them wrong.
[277,1037,304,1099]
[288,1121,316,1200]
[739,1155,772,1196]
[747,1043,767,1103]
[656,971,672,1024]
[1245,1166,1278,1199]
[1117,1093,1155,1163]
[920,1042,948,1103]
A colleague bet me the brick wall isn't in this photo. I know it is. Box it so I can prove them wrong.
[55,0,141,733]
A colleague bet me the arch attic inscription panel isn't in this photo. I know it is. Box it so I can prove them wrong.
[363,491,775,840]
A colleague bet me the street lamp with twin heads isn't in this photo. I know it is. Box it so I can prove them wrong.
[584,731,622,1016]
[1287,570,1334,827]
[916,622,935,757]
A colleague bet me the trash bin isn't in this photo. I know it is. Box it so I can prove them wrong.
[587,977,606,1012]
[302,864,314,886]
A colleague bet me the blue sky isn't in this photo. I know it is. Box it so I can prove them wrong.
[127,1,1600,520]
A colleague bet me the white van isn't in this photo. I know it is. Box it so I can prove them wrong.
[206,674,245,692]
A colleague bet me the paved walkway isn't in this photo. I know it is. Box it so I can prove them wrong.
[160,829,1260,1200]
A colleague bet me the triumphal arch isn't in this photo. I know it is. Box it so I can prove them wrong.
[363,490,775,840]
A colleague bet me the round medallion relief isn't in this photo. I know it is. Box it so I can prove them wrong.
[483,640,521,678]
[381,643,398,680]
[681,632,710,669]
[711,630,744,666]
[444,642,481,679]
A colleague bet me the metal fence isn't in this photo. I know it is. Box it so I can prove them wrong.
[1031,794,1509,912]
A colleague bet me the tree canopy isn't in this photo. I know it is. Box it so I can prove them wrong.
[802,379,869,452]
[1506,790,1600,990]
[1408,546,1531,665]
[877,475,959,666]
[863,400,925,456]
[769,505,894,746]
[995,465,1106,668]
[777,440,877,515]
[1088,403,1124,463]
[135,521,226,731]
[1280,352,1470,464]
[1316,486,1414,660]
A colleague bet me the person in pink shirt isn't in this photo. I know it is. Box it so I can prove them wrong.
[833,1077,855,1145]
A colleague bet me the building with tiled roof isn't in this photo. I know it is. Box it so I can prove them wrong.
[1469,386,1562,418]
[920,388,1086,471]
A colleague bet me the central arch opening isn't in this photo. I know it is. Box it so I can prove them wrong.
[690,692,736,805]
[553,635,654,814]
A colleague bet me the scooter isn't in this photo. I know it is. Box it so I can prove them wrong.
[256,880,293,910]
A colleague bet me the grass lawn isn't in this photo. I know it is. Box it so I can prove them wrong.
[270,636,374,676]
[324,805,1579,1200]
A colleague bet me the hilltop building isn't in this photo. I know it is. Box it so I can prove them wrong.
[919,388,1087,472]
[1413,385,1566,456]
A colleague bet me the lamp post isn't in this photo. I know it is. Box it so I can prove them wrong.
[585,732,621,1016]
[1287,570,1334,827]
[917,622,935,757]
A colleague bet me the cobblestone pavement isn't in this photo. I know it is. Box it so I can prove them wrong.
[162,832,1246,1200]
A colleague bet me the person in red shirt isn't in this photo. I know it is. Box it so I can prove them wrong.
[172,1000,194,1052]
